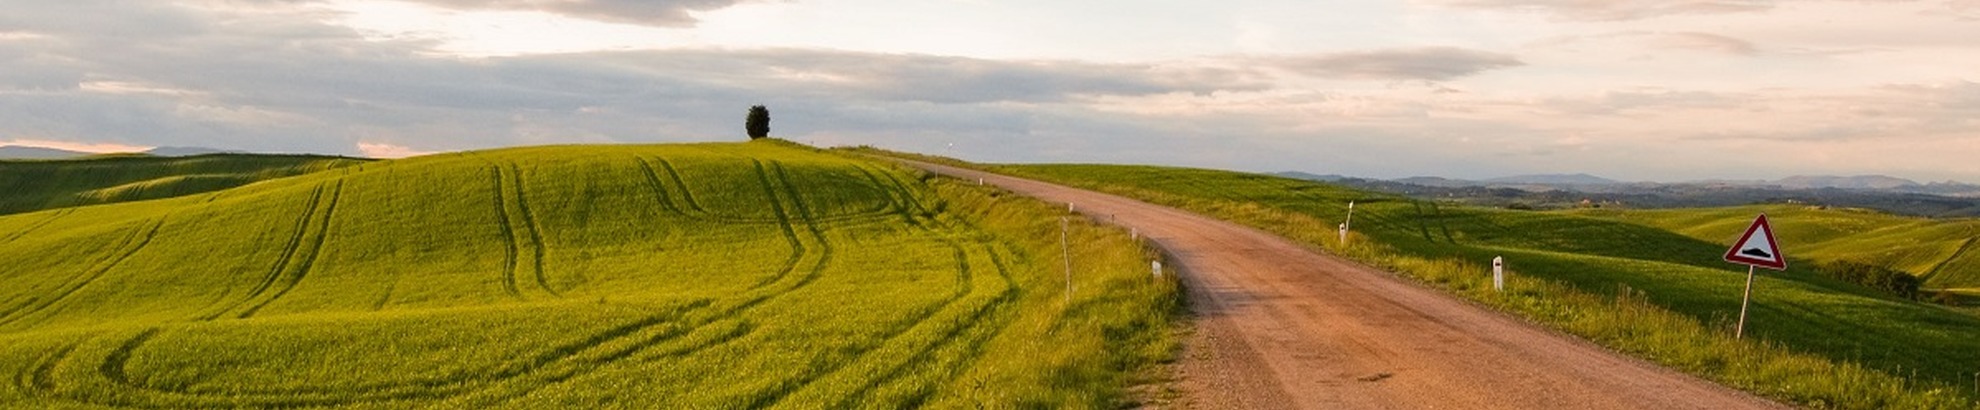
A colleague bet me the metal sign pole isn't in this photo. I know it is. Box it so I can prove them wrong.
[1736,265,1756,339]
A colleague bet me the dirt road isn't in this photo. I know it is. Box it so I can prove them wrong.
[900,160,1783,410]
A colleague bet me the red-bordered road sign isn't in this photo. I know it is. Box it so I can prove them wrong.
[1723,214,1787,270]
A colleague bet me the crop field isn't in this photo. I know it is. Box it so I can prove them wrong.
[974,163,1980,408]
[0,142,1178,408]
[1573,206,1980,290]
[0,154,368,216]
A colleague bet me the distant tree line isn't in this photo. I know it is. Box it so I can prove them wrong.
[1817,260,1921,300]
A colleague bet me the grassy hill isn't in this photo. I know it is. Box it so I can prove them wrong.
[0,142,1177,408]
[0,154,369,216]
[963,162,1979,408]
[1572,206,1980,289]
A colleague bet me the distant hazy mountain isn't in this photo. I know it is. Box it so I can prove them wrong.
[1273,170,1980,216]
[0,146,93,160]
[1482,173,1621,186]
[1274,171,1347,182]
[1773,175,1918,190]
[146,146,238,157]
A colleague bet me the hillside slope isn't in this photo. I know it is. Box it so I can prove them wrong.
[1573,206,1980,289]
[0,142,1175,408]
[0,154,369,216]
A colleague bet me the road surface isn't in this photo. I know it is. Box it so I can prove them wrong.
[899,160,1783,410]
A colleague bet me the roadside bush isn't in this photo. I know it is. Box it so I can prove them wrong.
[1819,260,1921,300]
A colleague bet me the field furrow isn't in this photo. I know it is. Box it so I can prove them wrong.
[0,216,166,329]
[195,183,326,321]
[489,166,526,301]
[507,164,557,298]
[238,180,345,318]
[0,208,74,245]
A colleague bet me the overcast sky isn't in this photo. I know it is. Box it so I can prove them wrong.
[3,0,1977,182]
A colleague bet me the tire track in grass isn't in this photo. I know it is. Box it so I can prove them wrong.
[832,241,1021,407]
[194,183,325,321]
[0,216,166,329]
[767,238,1016,410]
[0,208,75,245]
[633,156,688,216]
[508,164,558,298]
[237,180,344,318]
[16,340,80,398]
[753,168,1018,409]
[490,166,525,301]
[36,159,839,408]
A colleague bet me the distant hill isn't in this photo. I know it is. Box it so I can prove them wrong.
[145,146,239,157]
[1275,171,1980,217]
[1274,171,1346,182]
[0,146,92,160]
[1483,173,1621,186]
[0,153,368,215]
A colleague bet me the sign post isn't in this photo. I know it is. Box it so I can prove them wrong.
[1723,214,1787,339]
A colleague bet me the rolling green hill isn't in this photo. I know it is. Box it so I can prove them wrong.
[0,154,369,216]
[0,142,1177,408]
[1572,206,1980,289]
[964,162,1980,408]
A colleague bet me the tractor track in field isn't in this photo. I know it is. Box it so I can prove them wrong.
[0,215,166,330]
[507,164,558,298]
[237,181,344,318]
[491,166,527,301]
[195,183,328,321]
[0,208,75,245]
[745,222,975,408]
[25,158,849,409]
[898,159,1786,410]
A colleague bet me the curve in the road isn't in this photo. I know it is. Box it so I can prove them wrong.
[897,159,1783,410]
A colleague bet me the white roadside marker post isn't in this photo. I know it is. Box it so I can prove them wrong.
[1338,223,1348,245]
[1493,256,1505,292]
[1152,260,1163,278]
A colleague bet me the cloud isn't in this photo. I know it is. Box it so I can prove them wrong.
[1422,0,1776,21]
[356,141,436,158]
[393,0,750,27]
[1261,47,1524,81]
[1655,32,1760,55]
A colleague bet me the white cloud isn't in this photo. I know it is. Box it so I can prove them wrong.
[356,141,436,158]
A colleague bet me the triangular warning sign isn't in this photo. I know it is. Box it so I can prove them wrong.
[1723,214,1787,270]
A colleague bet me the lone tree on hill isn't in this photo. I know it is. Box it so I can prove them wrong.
[745,105,770,140]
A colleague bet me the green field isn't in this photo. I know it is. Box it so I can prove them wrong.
[0,142,1178,408]
[964,162,1980,408]
[1572,206,1980,290]
[0,154,369,216]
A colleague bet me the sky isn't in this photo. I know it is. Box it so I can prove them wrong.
[2,0,1977,182]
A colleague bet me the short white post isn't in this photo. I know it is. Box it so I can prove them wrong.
[1068,202,1075,213]
[1492,256,1505,292]
[1152,260,1163,278]
[1338,223,1348,244]
[977,178,984,185]
[1131,228,1138,241]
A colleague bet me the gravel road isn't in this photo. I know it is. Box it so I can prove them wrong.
[900,160,1785,410]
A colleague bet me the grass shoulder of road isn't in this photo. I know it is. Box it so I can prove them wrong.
[843,147,1978,409]
[0,141,1178,408]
